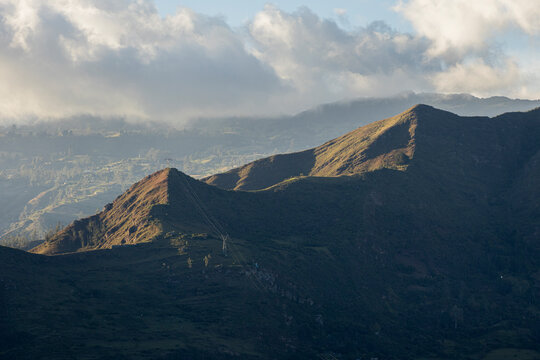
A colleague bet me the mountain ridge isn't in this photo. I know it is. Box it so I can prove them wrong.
[12,104,540,359]
[32,104,540,256]
[31,104,431,254]
[3,93,540,248]
[203,104,424,191]
[31,169,171,254]
[204,104,540,191]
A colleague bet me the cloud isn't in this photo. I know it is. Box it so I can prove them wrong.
[0,0,283,123]
[432,59,522,95]
[394,0,540,98]
[395,0,540,60]
[0,1,538,124]
[248,6,436,107]
[333,8,347,16]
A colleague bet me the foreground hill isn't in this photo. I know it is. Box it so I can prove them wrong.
[9,105,540,359]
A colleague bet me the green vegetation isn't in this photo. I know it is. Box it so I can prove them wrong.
[7,105,538,359]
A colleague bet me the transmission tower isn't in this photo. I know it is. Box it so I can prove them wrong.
[221,234,229,256]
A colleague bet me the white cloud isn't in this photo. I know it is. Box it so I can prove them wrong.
[249,6,435,106]
[395,0,540,60]
[333,8,347,16]
[432,59,521,95]
[0,1,538,124]
[394,0,540,98]
[0,0,283,123]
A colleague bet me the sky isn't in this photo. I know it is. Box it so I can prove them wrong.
[0,0,539,125]
[154,0,412,31]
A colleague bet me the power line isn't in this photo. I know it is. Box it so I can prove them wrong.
[179,173,267,292]
[180,174,228,255]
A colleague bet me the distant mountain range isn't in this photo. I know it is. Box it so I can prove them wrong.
[1,93,540,246]
[7,104,537,359]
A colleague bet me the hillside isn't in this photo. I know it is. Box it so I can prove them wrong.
[31,170,170,254]
[34,104,540,261]
[204,104,540,191]
[2,93,539,247]
[11,104,540,359]
[204,105,419,190]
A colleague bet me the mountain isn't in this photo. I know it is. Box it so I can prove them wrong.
[204,103,540,193]
[31,169,169,254]
[4,104,540,359]
[37,104,540,269]
[2,93,540,248]
[194,92,540,156]
[204,105,418,190]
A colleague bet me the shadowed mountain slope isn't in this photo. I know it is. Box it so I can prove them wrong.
[17,105,540,359]
[33,105,540,256]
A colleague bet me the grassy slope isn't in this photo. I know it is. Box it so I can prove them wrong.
[8,105,540,359]
[203,105,417,191]
[31,170,171,254]
[1,244,284,360]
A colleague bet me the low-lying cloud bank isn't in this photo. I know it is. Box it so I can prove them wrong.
[0,0,538,124]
